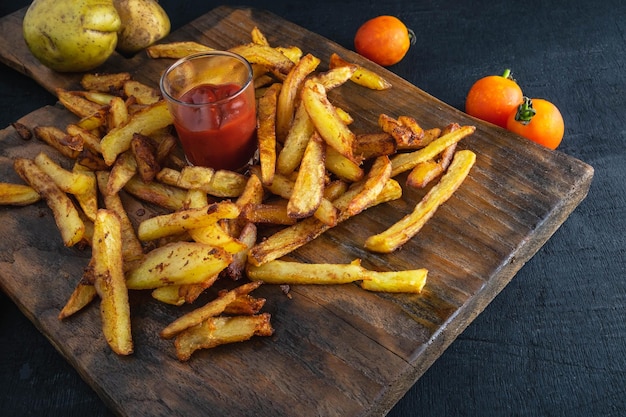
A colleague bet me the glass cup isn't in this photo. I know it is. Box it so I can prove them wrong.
[160,51,257,171]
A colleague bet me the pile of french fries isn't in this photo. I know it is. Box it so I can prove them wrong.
[0,26,476,360]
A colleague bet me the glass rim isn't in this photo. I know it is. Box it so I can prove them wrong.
[159,50,254,107]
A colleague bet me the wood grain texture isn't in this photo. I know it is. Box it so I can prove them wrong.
[0,6,593,417]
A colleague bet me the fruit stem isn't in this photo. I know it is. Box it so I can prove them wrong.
[408,28,416,46]
[514,97,536,125]
[502,69,512,79]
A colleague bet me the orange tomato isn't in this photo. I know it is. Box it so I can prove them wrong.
[354,15,414,66]
[506,97,564,150]
[465,70,524,128]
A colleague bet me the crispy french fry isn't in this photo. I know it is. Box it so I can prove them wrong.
[301,79,359,164]
[287,132,326,218]
[228,43,295,80]
[241,201,297,226]
[100,100,173,165]
[345,155,391,216]
[354,132,396,160]
[276,103,315,176]
[123,80,161,105]
[174,313,273,361]
[91,209,133,355]
[160,287,239,339]
[329,53,392,90]
[378,113,426,149]
[406,143,457,189]
[66,123,103,154]
[123,175,188,211]
[189,221,248,254]
[359,268,428,293]
[0,183,40,206]
[309,64,358,90]
[276,53,321,141]
[80,72,132,92]
[390,125,476,176]
[106,151,137,195]
[33,126,80,159]
[157,166,247,198]
[125,242,232,289]
[11,122,32,140]
[325,146,364,182]
[257,83,281,185]
[58,282,97,319]
[225,222,257,280]
[137,201,240,241]
[131,133,160,183]
[366,149,476,253]
[146,41,213,59]
[250,26,270,46]
[33,152,96,196]
[14,158,85,247]
[107,96,129,129]
[56,88,103,118]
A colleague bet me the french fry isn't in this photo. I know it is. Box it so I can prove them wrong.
[91,210,133,355]
[125,242,232,289]
[287,132,326,218]
[58,281,97,320]
[189,221,248,254]
[390,125,476,176]
[329,53,392,90]
[100,100,173,165]
[354,132,396,160]
[123,80,161,105]
[56,88,103,118]
[276,53,321,141]
[66,123,103,154]
[406,143,457,189]
[174,313,273,361]
[257,83,281,185]
[250,26,270,46]
[309,64,358,90]
[33,126,80,159]
[107,96,129,129]
[378,113,426,149]
[33,152,96,196]
[13,158,85,247]
[366,149,476,253]
[156,166,247,198]
[241,201,297,225]
[96,171,144,264]
[229,43,295,80]
[225,222,257,280]
[161,286,241,339]
[276,102,315,176]
[146,41,214,59]
[301,79,359,164]
[80,72,132,92]
[345,155,392,216]
[11,122,32,140]
[106,151,137,195]
[0,183,41,206]
[123,175,188,211]
[359,268,428,293]
[75,108,108,132]
[137,201,240,241]
[131,133,160,183]
[325,146,364,182]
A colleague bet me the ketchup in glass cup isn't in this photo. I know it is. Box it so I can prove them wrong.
[160,51,257,171]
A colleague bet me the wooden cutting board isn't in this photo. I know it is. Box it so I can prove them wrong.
[0,6,594,417]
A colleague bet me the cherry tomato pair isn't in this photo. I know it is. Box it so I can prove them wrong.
[465,70,564,150]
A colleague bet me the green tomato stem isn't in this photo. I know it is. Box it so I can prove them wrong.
[514,96,536,125]
[502,69,512,79]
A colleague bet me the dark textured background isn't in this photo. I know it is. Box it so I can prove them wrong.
[1,0,625,416]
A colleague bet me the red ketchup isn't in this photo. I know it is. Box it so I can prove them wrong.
[173,82,257,170]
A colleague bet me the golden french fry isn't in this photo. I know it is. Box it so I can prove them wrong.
[329,53,392,90]
[378,113,426,149]
[276,53,321,141]
[131,133,160,183]
[80,72,132,92]
[257,82,281,185]
[174,313,273,361]
[276,103,315,176]
[91,209,133,355]
[189,221,248,254]
[354,132,396,160]
[56,88,103,118]
[58,282,97,319]
[123,80,161,105]
[345,155,392,216]
[146,41,213,59]
[75,108,108,133]
[366,149,476,253]
[406,143,457,189]
[123,175,188,211]
[106,96,129,129]
[71,163,99,222]
[241,201,297,226]
[78,90,117,106]
[225,222,257,280]
[13,158,85,247]
[390,125,476,176]
[301,79,358,164]
[125,242,232,290]
[33,126,80,159]
[309,64,358,90]
[228,43,295,80]
[106,151,137,195]
[157,166,247,198]
[287,132,326,218]
[161,287,240,339]
[100,100,173,165]
[66,123,103,154]
[250,26,270,46]
[0,183,40,206]
[33,152,96,197]
[137,201,240,241]
[359,268,428,293]
[325,146,364,182]
[96,171,144,264]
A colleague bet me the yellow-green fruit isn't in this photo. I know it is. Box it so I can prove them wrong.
[22,0,121,72]
[113,0,170,55]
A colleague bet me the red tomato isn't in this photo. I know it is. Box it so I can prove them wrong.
[465,69,524,128]
[506,97,564,150]
[354,15,414,66]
